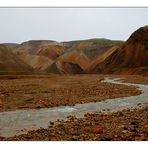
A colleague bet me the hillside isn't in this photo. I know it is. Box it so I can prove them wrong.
[87,26,148,75]
[12,40,66,72]
[56,39,123,74]
[0,44,33,73]
[10,39,122,74]
[4,43,20,48]
[2,26,148,75]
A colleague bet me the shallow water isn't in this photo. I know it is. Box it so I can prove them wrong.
[0,77,148,138]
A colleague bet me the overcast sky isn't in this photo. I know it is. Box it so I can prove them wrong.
[0,8,147,43]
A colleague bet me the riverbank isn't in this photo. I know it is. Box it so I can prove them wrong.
[0,76,148,140]
[0,75,141,112]
[1,103,147,141]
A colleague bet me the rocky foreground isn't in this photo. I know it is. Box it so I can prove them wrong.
[1,103,147,141]
[0,75,147,141]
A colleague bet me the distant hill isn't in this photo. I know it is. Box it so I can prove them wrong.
[11,39,122,73]
[4,43,20,48]
[56,39,123,74]
[11,40,66,72]
[0,44,33,74]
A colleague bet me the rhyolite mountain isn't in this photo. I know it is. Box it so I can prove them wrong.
[56,39,123,74]
[86,26,148,75]
[11,40,66,72]
[10,39,122,73]
[2,26,148,75]
[4,43,20,48]
[0,44,33,73]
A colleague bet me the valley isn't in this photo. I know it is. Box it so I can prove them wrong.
[0,26,148,141]
[0,74,147,140]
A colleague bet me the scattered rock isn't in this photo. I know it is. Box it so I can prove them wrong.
[92,126,103,134]
[82,127,91,133]
[49,121,54,125]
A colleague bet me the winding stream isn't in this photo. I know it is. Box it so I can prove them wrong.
[0,77,148,138]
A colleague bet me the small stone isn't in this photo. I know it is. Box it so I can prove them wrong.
[143,124,148,129]
[114,135,118,138]
[36,106,41,109]
[92,126,103,134]
[130,121,138,125]
[135,136,146,141]
[120,125,125,128]
[122,130,128,133]
[50,121,54,125]
[123,126,128,130]
[82,127,91,133]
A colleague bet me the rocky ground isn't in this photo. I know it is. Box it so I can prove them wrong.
[0,74,147,141]
[1,103,147,141]
[0,74,141,112]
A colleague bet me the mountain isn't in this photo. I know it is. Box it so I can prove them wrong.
[56,39,123,74]
[3,43,20,48]
[3,26,147,75]
[86,26,148,75]
[0,44,33,73]
[12,40,66,72]
[11,39,122,74]
[4,43,20,48]
[16,40,65,60]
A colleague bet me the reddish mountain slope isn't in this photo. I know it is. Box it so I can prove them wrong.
[12,40,66,72]
[17,53,54,72]
[0,44,33,73]
[56,39,122,73]
[11,39,121,74]
[87,26,148,75]
[3,26,147,75]
[17,40,65,60]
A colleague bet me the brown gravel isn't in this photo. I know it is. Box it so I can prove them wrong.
[2,104,148,141]
[0,74,141,112]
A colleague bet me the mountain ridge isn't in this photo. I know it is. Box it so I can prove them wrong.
[1,26,147,75]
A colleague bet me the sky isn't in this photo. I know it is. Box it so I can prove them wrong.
[0,8,147,43]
